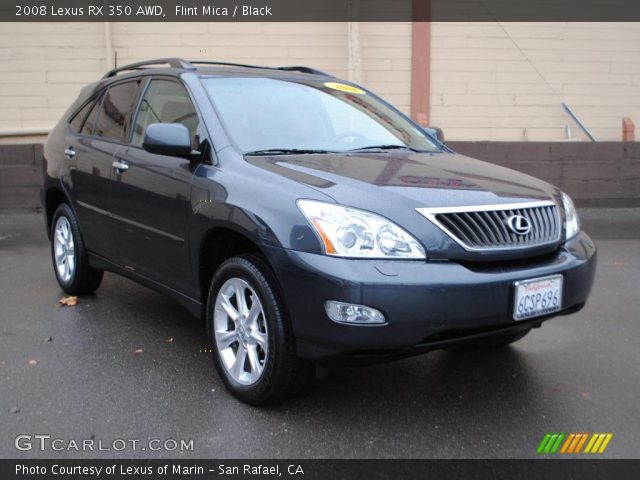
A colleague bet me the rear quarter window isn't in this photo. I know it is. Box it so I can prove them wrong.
[80,100,99,136]
[69,100,95,134]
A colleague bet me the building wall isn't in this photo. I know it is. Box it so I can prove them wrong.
[431,22,640,141]
[1,22,639,144]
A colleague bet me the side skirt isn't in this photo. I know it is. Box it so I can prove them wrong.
[88,252,202,319]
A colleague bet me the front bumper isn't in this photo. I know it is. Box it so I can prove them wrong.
[264,231,597,361]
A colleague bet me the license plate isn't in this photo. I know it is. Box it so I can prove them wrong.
[513,274,563,321]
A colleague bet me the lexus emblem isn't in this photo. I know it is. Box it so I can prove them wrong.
[506,214,531,235]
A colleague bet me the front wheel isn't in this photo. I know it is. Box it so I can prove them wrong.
[50,204,103,295]
[206,255,311,405]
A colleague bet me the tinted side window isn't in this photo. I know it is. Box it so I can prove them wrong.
[94,81,139,141]
[80,98,100,136]
[69,100,95,134]
[131,80,200,148]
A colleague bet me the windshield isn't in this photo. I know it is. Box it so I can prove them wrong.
[202,77,440,154]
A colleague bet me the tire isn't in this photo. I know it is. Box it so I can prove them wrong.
[206,254,312,405]
[471,328,531,348]
[50,203,103,295]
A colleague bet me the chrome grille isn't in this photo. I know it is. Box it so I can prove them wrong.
[416,201,561,251]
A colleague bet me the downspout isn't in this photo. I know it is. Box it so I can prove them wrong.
[348,22,362,84]
[410,1,431,126]
[104,21,113,71]
[347,1,362,84]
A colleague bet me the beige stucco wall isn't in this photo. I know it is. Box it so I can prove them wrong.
[1,21,639,143]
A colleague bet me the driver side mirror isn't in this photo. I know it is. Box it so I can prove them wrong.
[143,123,193,158]
[423,126,445,143]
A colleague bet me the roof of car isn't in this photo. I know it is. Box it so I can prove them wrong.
[102,58,334,81]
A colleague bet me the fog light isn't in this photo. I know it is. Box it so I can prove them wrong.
[325,301,385,325]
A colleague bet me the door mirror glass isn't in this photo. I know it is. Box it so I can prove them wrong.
[143,123,192,157]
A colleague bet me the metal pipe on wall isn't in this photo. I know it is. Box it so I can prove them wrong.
[104,22,113,71]
[347,1,362,84]
[348,22,362,84]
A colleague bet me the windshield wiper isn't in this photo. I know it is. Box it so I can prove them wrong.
[244,148,335,156]
[347,145,423,153]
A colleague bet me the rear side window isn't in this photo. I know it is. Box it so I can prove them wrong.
[131,79,200,148]
[93,81,140,141]
[69,100,94,134]
[80,100,99,136]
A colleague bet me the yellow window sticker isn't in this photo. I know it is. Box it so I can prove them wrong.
[324,82,365,95]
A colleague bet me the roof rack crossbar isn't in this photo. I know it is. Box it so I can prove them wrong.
[102,58,196,79]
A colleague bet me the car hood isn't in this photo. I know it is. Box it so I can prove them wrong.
[246,150,560,210]
[245,150,563,260]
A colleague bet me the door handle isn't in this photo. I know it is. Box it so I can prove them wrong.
[64,147,76,159]
[112,160,129,173]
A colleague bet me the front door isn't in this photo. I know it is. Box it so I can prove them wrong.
[108,78,202,294]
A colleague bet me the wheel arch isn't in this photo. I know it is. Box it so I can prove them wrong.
[197,225,278,306]
[43,186,71,238]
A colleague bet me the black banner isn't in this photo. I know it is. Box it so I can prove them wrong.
[1,460,640,480]
[3,0,640,22]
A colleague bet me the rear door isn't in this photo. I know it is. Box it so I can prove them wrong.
[108,77,202,294]
[66,79,141,258]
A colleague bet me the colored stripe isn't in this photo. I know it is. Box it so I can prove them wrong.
[550,434,565,453]
[537,434,552,454]
[598,434,613,453]
[574,433,589,453]
[584,433,599,453]
[567,434,582,453]
[560,434,575,453]
[544,434,558,454]
[590,434,606,453]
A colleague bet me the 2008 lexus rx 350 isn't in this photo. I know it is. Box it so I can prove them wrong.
[42,58,597,405]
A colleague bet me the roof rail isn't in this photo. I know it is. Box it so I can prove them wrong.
[188,60,275,70]
[277,66,334,77]
[102,58,334,79]
[102,58,196,79]
[189,60,333,77]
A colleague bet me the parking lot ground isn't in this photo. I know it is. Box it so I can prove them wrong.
[1,209,639,459]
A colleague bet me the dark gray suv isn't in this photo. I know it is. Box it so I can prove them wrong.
[42,58,596,404]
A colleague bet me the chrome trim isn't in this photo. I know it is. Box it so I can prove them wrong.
[416,200,562,252]
[112,160,129,172]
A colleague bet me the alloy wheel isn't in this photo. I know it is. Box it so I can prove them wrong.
[53,216,76,283]
[213,278,269,385]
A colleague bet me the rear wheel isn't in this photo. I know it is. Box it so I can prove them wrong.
[206,255,312,405]
[51,204,103,295]
[471,328,531,348]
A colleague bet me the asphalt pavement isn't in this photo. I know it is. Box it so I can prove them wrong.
[0,209,639,459]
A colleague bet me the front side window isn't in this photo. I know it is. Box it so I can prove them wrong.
[203,77,439,153]
[93,81,139,140]
[131,79,200,148]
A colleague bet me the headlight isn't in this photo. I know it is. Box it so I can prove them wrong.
[297,200,426,259]
[562,192,580,240]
